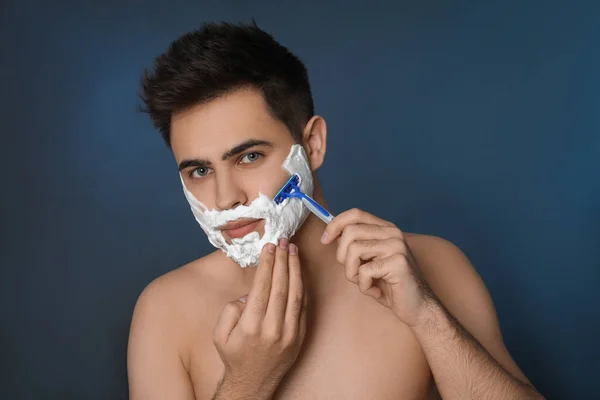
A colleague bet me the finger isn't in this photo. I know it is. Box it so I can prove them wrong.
[343,238,404,283]
[358,254,407,293]
[265,238,290,327]
[284,243,304,336]
[364,285,382,299]
[239,243,276,324]
[357,257,394,296]
[337,225,404,266]
[322,208,397,245]
[212,299,245,346]
[297,285,309,343]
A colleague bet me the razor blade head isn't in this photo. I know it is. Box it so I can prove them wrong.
[274,174,300,205]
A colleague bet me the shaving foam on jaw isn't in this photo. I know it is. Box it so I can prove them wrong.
[180,144,314,267]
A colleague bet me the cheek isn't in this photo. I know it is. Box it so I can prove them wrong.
[187,180,218,209]
[252,161,291,198]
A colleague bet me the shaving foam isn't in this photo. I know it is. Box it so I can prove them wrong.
[180,144,314,267]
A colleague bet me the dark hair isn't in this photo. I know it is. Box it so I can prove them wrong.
[139,21,314,147]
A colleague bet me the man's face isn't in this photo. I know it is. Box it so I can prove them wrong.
[171,89,300,243]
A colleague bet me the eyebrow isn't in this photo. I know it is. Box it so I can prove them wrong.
[178,139,275,171]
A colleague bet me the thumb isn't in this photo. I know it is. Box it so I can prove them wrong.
[358,260,388,296]
[212,296,247,346]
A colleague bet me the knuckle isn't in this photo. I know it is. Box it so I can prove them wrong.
[364,224,378,232]
[273,290,288,307]
[390,227,404,238]
[290,295,304,314]
[282,330,298,347]
[391,237,406,252]
[345,224,358,236]
[346,241,359,255]
[391,253,409,269]
[394,252,408,263]
[263,325,282,343]
[362,239,378,248]
[371,258,385,271]
[250,301,265,316]
[240,323,259,338]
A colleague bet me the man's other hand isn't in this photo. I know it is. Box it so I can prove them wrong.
[212,238,308,395]
[321,208,436,328]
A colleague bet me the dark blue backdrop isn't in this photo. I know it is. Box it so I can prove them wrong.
[1,1,598,399]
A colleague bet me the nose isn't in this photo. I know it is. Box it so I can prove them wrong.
[214,171,247,211]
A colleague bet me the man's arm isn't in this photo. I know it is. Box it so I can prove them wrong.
[414,299,541,399]
[320,208,543,399]
[409,235,543,399]
[127,279,196,400]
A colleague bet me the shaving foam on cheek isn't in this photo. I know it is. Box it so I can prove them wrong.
[180,144,314,267]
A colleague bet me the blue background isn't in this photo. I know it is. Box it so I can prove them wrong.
[1,1,598,399]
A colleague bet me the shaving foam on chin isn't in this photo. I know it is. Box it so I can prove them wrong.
[180,144,314,267]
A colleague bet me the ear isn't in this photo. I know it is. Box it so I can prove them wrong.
[301,115,327,171]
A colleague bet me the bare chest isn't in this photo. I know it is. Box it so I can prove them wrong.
[187,295,432,399]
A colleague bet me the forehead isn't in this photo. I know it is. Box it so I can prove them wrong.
[170,89,293,160]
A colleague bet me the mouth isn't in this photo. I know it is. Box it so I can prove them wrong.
[220,218,263,239]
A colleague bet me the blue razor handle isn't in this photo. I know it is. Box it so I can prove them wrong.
[300,194,334,224]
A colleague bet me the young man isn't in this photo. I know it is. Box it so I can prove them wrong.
[127,22,543,399]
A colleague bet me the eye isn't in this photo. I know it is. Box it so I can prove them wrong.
[240,152,262,164]
[190,166,212,179]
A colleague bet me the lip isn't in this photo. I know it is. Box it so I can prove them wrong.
[220,219,262,239]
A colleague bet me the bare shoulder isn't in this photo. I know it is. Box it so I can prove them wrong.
[404,232,492,324]
[132,250,227,321]
[404,233,483,289]
[127,251,230,399]
[404,233,531,384]
[128,250,228,357]
[135,252,214,308]
[404,233,471,272]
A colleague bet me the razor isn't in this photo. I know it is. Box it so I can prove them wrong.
[274,174,334,224]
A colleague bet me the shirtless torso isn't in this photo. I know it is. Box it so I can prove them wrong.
[185,249,431,399]
[128,233,517,399]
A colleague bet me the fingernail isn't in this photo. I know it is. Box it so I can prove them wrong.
[266,243,275,254]
[239,295,248,303]
[289,243,297,255]
[321,232,328,244]
[279,238,289,249]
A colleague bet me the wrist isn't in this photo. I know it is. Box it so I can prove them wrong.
[411,298,467,352]
[216,371,279,400]
[411,297,451,337]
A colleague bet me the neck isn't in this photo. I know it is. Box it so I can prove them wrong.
[289,183,340,289]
